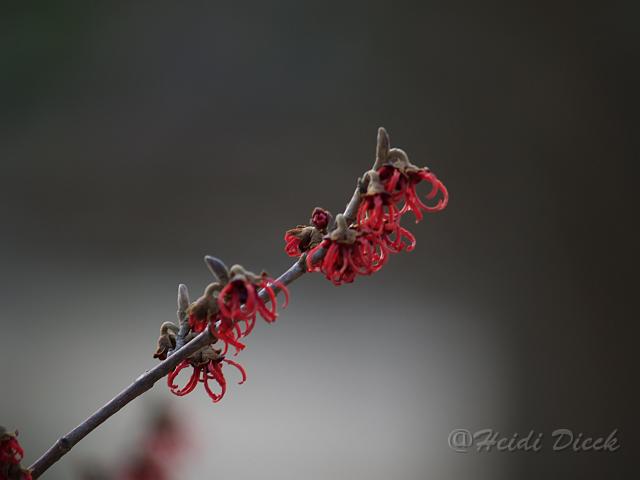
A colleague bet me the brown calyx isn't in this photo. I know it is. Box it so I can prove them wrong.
[328,214,357,244]
[286,225,324,252]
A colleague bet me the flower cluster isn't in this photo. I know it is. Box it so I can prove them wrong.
[155,258,288,403]
[153,128,446,405]
[288,129,448,285]
[0,428,31,480]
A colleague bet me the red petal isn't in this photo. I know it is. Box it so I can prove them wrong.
[168,361,199,396]
[203,362,226,402]
[222,358,247,384]
[271,278,290,308]
[284,233,302,257]
[216,282,234,318]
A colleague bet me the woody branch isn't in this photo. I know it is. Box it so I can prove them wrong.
[25,129,388,478]
[19,127,448,479]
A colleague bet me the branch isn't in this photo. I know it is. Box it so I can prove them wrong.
[28,328,214,478]
[26,128,388,477]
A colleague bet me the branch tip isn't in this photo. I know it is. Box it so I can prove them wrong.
[204,255,230,284]
[177,284,190,311]
[374,126,390,169]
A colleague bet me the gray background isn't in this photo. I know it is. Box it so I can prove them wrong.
[1,1,636,479]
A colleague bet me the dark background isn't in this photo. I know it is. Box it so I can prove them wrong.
[1,1,636,478]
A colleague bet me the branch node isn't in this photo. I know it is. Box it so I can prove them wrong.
[57,437,71,453]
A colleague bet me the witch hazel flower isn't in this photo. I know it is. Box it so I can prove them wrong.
[0,428,31,480]
[378,147,449,222]
[356,170,401,234]
[306,214,388,285]
[167,345,246,403]
[217,264,289,335]
[284,227,321,257]
[175,259,289,356]
[284,207,331,257]
[357,169,416,254]
[309,207,331,230]
[177,261,249,355]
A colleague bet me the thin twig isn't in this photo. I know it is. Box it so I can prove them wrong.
[28,130,382,477]
[29,329,214,478]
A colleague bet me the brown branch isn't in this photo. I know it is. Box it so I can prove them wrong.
[27,127,389,478]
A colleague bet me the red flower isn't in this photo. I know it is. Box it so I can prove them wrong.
[283,208,330,257]
[356,170,400,234]
[400,169,448,222]
[283,226,323,258]
[306,215,388,285]
[159,263,289,371]
[284,231,304,257]
[0,429,31,480]
[217,266,288,327]
[310,207,331,230]
[167,357,246,403]
[0,435,23,467]
[377,149,448,222]
[201,265,288,355]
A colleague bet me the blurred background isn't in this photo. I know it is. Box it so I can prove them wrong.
[1,1,636,479]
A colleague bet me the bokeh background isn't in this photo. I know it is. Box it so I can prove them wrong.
[1,1,636,479]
